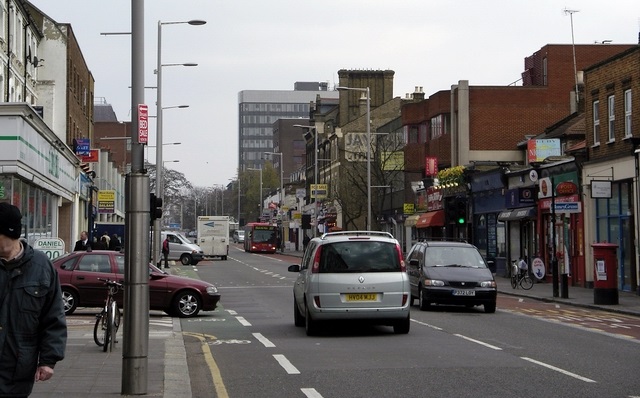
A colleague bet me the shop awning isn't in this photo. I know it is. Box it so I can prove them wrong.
[416,210,445,228]
[405,213,420,227]
[498,206,537,221]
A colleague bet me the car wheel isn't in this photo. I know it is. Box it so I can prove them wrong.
[305,303,318,336]
[172,290,202,317]
[180,254,192,265]
[293,299,304,327]
[62,288,78,315]
[393,316,410,334]
[484,302,497,313]
[418,286,430,311]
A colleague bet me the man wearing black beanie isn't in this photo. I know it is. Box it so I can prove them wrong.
[0,202,67,396]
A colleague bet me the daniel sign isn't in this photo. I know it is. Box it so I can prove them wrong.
[34,238,66,260]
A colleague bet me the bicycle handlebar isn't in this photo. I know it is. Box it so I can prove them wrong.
[97,278,123,289]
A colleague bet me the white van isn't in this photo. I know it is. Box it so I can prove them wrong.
[160,231,204,265]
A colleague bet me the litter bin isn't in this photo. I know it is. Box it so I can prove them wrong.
[591,243,619,305]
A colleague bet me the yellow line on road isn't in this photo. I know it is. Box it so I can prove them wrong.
[183,332,229,398]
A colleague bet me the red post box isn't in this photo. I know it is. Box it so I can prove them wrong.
[591,243,619,305]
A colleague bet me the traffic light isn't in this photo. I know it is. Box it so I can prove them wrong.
[150,193,163,222]
[456,199,467,224]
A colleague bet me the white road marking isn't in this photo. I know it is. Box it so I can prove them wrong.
[226,310,237,315]
[521,357,596,383]
[453,334,502,350]
[236,316,252,326]
[411,319,443,331]
[301,388,324,398]
[273,354,300,374]
[253,332,275,347]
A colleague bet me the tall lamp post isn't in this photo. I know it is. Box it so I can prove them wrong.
[153,18,205,267]
[294,125,319,237]
[336,86,371,230]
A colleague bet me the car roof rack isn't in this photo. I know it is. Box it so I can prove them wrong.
[321,231,394,240]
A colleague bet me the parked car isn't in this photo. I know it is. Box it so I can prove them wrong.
[53,250,220,317]
[405,240,497,313]
[288,231,410,335]
[232,229,245,243]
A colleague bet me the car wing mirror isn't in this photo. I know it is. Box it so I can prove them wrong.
[288,264,300,273]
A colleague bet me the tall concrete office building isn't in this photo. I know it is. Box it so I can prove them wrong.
[238,82,339,172]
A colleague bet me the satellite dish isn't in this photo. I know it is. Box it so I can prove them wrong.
[33,56,44,67]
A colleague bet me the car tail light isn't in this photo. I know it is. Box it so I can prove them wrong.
[314,296,321,308]
[395,243,406,272]
[402,293,408,306]
[311,246,322,273]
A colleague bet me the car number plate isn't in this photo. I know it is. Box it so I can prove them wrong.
[452,289,475,296]
[346,293,377,302]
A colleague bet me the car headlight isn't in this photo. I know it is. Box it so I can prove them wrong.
[480,281,496,288]
[206,286,218,295]
[424,279,445,287]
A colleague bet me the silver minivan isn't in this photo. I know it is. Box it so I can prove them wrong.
[288,231,410,335]
[161,231,204,265]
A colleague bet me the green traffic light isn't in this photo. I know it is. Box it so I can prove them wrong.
[458,218,465,224]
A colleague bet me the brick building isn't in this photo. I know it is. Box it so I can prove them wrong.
[582,45,640,294]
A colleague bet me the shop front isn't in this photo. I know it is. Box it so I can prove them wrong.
[0,104,78,249]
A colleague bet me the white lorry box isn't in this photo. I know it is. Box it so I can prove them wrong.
[197,216,230,260]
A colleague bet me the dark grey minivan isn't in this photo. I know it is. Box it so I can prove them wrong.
[406,241,497,313]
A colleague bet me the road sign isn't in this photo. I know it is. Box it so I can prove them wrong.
[138,104,149,144]
[34,238,65,260]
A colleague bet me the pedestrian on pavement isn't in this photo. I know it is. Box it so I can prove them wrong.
[109,234,122,252]
[162,237,170,268]
[73,230,90,251]
[93,236,108,250]
[101,231,110,247]
[0,202,67,396]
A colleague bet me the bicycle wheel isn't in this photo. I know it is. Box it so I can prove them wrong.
[108,301,119,352]
[520,274,534,290]
[103,305,112,352]
[93,311,107,347]
[510,274,517,289]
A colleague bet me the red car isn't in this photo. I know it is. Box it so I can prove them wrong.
[53,250,221,318]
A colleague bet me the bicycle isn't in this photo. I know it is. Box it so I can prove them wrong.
[94,278,123,352]
[511,262,534,290]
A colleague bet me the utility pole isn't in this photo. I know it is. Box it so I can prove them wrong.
[122,0,149,394]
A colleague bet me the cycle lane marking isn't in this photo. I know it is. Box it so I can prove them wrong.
[183,332,229,398]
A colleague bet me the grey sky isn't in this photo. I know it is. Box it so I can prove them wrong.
[29,0,640,187]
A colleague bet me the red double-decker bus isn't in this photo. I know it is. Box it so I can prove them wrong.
[244,222,278,253]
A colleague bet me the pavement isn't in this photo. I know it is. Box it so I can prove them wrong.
[30,249,640,397]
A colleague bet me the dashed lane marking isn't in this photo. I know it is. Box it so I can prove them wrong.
[253,333,275,348]
[273,354,300,374]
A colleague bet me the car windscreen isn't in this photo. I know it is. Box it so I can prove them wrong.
[319,241,399,273]
[424,246,487,268]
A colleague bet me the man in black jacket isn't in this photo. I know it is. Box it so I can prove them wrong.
[0,203,67,396]
[73,230,89,251]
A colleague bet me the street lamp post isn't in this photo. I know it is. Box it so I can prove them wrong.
[153,19,205,267]
[294,125,319,237]
[336,86,371,230]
